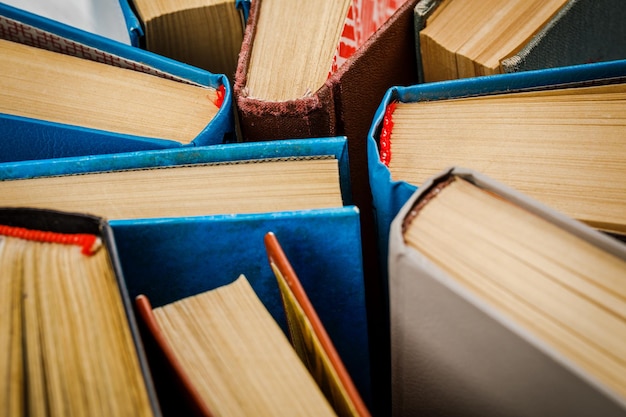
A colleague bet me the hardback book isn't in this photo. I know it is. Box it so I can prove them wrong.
[264,231,371,417]
[118,207,371,416]
[0,2,233,163]
[128,0,250,78]
[0,137,352,220]
[234,4,420,397]
[135,275,337,417]
[0,207,161,417]
[389,166,626,417]
[1,0,142,45]
[234,0,417,210]
[368,59,626,288]
[414,0,626,82]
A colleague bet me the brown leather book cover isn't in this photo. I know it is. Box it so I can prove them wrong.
[264,232,371,417]
[235,5,419,407]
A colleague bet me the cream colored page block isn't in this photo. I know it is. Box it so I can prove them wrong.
[133,0,230,20]
[420,0,569,78]
[0,159,343,219]
[388,85,626,232]
[0,39,218,143]
[404,178,626,399]
[153,276,337,416]
[245,0,350,101]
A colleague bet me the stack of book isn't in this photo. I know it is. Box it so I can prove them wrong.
[1,1,625,416]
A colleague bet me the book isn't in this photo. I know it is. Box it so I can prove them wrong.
[135,274,337,417]
[368,59,626,288]
[0,207,161,417]
[1,0,142,45]
[120,207,371,415]
[414,0,626,82]
[234,0,416,207]
[129,0,248,78]
[235,5,420,402]
[0,137,352,220]
[264,231,371,417]
[0,2,233,163]
[388,166,626,417]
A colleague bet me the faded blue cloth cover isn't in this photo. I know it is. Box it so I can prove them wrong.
[367,58,626,308]
[0,2,234,163]
[414,0,626,82]
[0,136,353,205]
[113,207,372,410]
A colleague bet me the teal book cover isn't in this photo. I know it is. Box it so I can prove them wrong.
[115,207,372,415]
[0,2,234,163]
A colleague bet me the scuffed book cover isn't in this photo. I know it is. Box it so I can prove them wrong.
[234,0,419,212]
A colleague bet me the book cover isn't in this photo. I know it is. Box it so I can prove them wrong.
[0,2,233,163]
[388,166,626,416]
[368,58,626,288]
[235,0,417,211]
[117,207,372,415]
[0,207,162,416]
[414,0,626,82]
[265,231,371,417]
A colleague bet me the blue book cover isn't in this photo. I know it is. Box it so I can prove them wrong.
[0,2,234,163]
[368,58,626,299]
[0,136,372,409]
[114,207,372,412]
[0,136,352,208]
[0,137,354,227]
